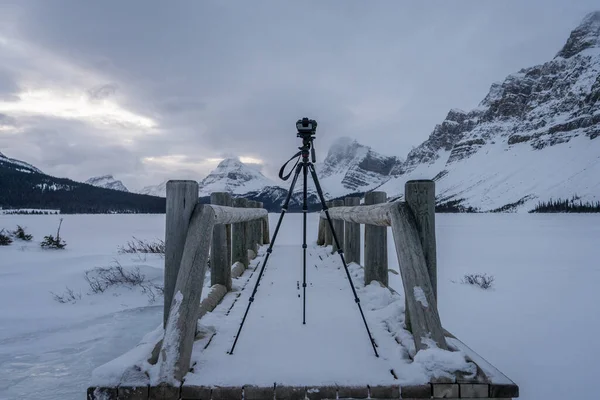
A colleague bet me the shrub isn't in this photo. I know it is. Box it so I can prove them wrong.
[12,225,33,241]
[0,229,13,246]
[51,287,82,304]
[461,273,494,289]
[41,218,66,249]
[84,261,163,303]
[118,237,165,256]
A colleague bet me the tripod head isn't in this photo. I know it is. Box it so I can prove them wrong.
[296,117,317,163]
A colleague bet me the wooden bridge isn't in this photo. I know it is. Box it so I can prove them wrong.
[88,180,519,400]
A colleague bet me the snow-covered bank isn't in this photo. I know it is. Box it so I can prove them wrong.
[1,213,599,399]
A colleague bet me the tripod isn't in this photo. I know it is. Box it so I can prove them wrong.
[228,121,378,357]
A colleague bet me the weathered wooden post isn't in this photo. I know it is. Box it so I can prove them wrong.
[364,191,388,286]
[262,213,270,244]
[256,201,264,246]
[246,200,258,259]
[331,199,345,253]
[164,180,198,327]
[344,196,361,263]
[232,198,249,268]
[317,216,326,246]
[405,180,437,298]
[324,201,333,246]
[210,192,233,290]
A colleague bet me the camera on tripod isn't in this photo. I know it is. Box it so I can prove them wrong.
[296,117,317,137]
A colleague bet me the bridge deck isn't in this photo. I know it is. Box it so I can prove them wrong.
[89,243,519,399]
[187,244,409,387]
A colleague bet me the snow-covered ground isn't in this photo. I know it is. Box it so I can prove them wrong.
[0,213,599,399]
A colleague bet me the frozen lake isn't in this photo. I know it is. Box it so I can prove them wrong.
[0,213,599,399]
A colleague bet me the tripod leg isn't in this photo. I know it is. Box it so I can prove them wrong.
[307,163,380,357]
[302,162,308,325]
[229,162,303,355]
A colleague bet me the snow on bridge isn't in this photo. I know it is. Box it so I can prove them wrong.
[89,181,519,400]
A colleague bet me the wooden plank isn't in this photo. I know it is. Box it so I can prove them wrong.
[343,197,361,264]
[445,336,515,386]
[231,198,249,268]
[364,192,388,286]
[164,180,198,327]
[158,204,215,383]
[405,180,437,300]
[209,204,267,225]
[331,199,345,253]
[320,202,396,226]
[211,193,233,290]
[389,203,448,351]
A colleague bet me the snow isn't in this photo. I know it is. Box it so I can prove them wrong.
[413,286,428,308]
[380,133,600,211]
[1,213,599,399]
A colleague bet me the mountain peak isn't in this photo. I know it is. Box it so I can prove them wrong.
[86,175,129,192]
[199,157,275,196]
[556,11,600,59]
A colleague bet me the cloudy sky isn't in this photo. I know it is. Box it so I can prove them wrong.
[0,1,597,190]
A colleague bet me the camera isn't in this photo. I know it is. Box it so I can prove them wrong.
[296,117,317,135]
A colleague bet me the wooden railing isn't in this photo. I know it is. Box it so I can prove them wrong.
[317,180,446,352]
[160,181,269,383]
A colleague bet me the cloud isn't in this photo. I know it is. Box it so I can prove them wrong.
[0,0,598,189]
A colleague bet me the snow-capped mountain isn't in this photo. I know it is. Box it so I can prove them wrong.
[0,151,43,174]
[314,137,402,198]
[198,158,278,197]
[380,11,600,211]
[85,175,129,192]
[139,180,168,197]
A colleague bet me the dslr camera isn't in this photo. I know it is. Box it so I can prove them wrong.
[296,117,317,136]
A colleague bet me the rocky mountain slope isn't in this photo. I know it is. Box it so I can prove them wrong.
[0,151,43,174]
[380,11,600,211]
[86,175,129,192]
[313,137,402,198]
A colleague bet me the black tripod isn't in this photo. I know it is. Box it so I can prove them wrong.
[228,118,378,357]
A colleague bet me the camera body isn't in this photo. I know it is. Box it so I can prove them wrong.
[296,117,317,136]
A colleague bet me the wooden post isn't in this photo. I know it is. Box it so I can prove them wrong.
[247,200,259,253]
[364,191,388,286]
[343,196,361,264]
[210,192,232,291]
[389,203,447,351]
[331,199,345,253]
[256,202,264,246]
[232,198,249,268]
[324,201,333,246]
[317,216,325,246]
[405,180,437,299]
[262,214,270,244]
[164,180,198,328]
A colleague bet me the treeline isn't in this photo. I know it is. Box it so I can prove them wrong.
[530,198,600,213]
[0,165,165,214]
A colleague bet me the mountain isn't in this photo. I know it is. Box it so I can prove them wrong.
[86,175,129,192]
[0,151,43,174]
[139,180,168,197]
[0,152,165,213]
[379,11,600,212]
[198,158,278,197]
[314,137,402,198]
